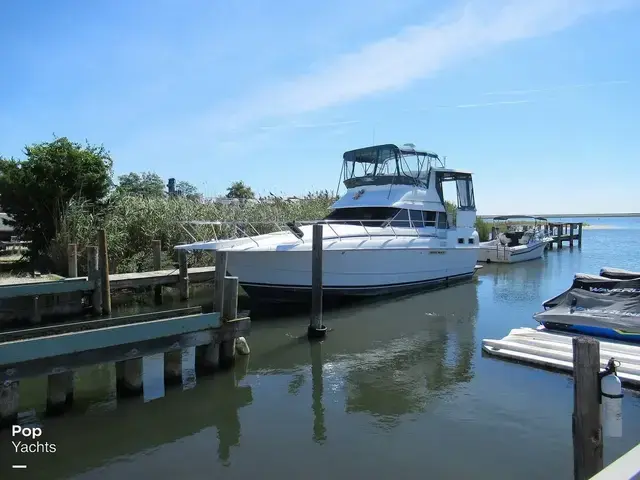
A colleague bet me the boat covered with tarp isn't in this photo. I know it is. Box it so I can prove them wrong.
[535,270,640,343]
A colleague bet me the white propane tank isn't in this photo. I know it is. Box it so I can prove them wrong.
[601,370,623,438]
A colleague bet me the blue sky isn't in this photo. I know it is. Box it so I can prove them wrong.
[1,0,639,215]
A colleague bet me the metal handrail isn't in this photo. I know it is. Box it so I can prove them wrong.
[180,218,454,245]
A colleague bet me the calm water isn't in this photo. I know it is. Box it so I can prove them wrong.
[2,217,640,479]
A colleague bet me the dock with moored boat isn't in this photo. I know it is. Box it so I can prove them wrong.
[545,222,584,249]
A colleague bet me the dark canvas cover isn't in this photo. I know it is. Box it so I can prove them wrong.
[534,281,640,332]
[600,267,640,280]
[542,274,640,309]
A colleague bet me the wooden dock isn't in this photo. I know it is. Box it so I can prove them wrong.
[0,236,219,325]
[545,222,583,249]
[0,251,251,428]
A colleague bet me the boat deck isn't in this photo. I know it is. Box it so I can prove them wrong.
[482,326,640,387]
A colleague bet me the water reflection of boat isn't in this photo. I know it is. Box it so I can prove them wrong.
[0,371,251,478]
[536,268,640,343]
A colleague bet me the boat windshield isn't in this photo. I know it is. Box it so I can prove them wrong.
[324,207,400,227]
[342,144,443,189]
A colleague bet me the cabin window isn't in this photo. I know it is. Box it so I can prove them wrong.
[324,206,400,227]
[390,209,410,227]
[458,238,464,244]
[422,211,437,227]
[437,212,448,229]
[468,238,474,244]
[456,177,475,210]
[409,210,424,228]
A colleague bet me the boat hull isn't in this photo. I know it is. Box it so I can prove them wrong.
[540,322,640,343]
[477,240,548,264]
[226,248,478,303]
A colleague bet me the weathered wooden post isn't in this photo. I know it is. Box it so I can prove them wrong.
[152,240,163,304]
[87,245,102,314]
[308,223,327,339]
[573,336,603,480]
[199,251,228,370]
[578,223,583,248]
[98,229,111,315]
[68,243,78,278]
[557,224,563,250]
[178,249,189,300]
[220,276,239,368]
[569,223,575,248]
[214,251,227,315]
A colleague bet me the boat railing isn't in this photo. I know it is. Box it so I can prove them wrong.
[179,219,447,245]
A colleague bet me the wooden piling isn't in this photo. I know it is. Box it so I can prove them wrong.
[87,245,102,315]
[67,243,78,278]
[31,296,41,324]
[570,224,575,248]
[152,240,163,304]
[214,251,228,315]
[98,229,111,315]
[578,223,583,248]
[308,223,327,339]
[178,249,189,300]
[572,336,603,480]
[223,276,239,321]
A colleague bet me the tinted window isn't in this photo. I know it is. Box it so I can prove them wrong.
[437,212,448,229]
[390,209,410,227]
[325,207,400,227]
[423,211,437,227]
[409,210,424,228]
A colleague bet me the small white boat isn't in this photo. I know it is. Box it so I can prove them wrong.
[175,143,481,303]
[478,216,553,264]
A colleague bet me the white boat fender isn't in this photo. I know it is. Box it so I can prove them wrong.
[235,337,250,356]
[600,357,623,438]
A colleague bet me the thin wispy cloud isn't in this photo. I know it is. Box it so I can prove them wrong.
[259,120,360,131]
[216,0,635,130]
[483,80,631,96]
[452,99,534,108]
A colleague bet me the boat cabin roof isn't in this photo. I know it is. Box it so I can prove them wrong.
[343,143,441,163]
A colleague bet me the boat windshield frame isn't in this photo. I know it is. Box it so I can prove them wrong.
[491,215,548,226]
[342,144,444,189]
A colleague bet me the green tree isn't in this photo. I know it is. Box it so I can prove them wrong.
[0,137,112,261]
[226,180,254,199]
[115,171,165,197]
[175,180,200,201]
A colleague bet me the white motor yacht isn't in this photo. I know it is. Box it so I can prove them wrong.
[176,143,480,302]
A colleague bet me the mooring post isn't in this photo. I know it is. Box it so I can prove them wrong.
[67,243,78,278]
[178,249,189,300]
[97,229,111,315]
[573,336,603,480]
[569,223,575,248]
[308,223,327,339]
[214,251,228,315]
[557,224,563,250]
[220,276,239,368]
[87,245,102,315]
[578,223,583,248]
[152,240,163,304]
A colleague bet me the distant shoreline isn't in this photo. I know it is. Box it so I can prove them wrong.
[479,213,640,218]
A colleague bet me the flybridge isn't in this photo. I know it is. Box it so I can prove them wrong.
[341,143,446,189]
